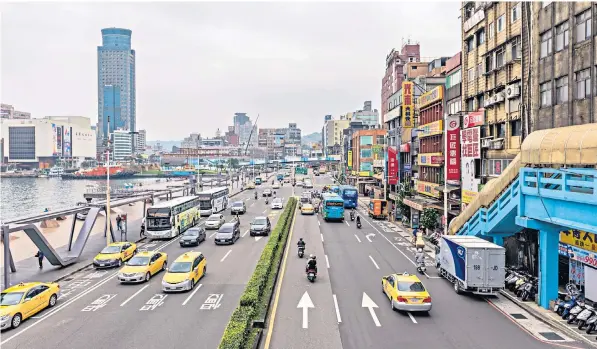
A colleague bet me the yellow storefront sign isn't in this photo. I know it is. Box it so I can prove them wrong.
[359,171,372,177]
[347,151,353,168]
[401,81,414,128]
[416,180,440,198]
[418,86,444,109]
[419,120,443,137]
[462,189,479,204]
[560,230,597,254]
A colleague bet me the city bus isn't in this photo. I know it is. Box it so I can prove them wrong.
[321,193,345,221]
[197,186,230,216]
[255,177,263,185]
[330,185,340,194]
[146,196,201,238]
[339,185,358,209]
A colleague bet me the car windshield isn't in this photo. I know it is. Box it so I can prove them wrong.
[208,216,220,221]
[169,262,192,273]
[100,245,121,254]
[127,256,150,266]
[273,198,282,203]
[397,281,426,292]
[184,230,200,237]
[218,227,233,234]
[0,292,24,306]
[252,218,267,225]
[232,202,243,207]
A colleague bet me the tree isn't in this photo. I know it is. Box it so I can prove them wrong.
[396,184,412,220]
[228,158,240,169]
[420,208,439,233]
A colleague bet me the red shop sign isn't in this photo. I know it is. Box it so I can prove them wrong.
[388,146,398,185]
[446,115,461,181]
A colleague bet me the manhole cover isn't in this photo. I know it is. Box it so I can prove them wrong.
[539,332,564,341]
[510,313,527,320]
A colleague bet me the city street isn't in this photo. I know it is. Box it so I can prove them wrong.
[0,181,290,349]
[264,175,590,349]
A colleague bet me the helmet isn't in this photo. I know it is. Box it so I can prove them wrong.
[417,248,423,253]
[310,255,316,260]
[299,238,303,241]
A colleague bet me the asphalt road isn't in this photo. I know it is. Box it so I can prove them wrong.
[0,180,290,349]
[265,175,589,349]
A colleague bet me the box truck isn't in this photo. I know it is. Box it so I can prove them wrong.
[435,235,505,296]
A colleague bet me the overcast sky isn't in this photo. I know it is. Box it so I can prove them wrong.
[1,2,461,141]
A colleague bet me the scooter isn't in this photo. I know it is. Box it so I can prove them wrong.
[416,260,426,274]
[576,305,595,330]
[584,313,597,334]
[561,295,581,320]
[298,246,305,258]
[350,211,355,221]
[306,268,317,282]
[356,221,362,229]
[519,277,538,302]
[567,301,586,324]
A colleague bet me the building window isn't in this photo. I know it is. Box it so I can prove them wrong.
[510,119,522,136]
[360,149,372,158]
[575,69,591,100]
[477,94,484,109]
[8,127,36,160]
[497,15,505,33]
[555,21,569,51]
[477,63,483,77]
[495,122,506,138]
[540,30,552,58]
[468,68,475,82]
[496,46,505,68]
[376,135,385,145]
[509,97,520,112]
[477,29,485,45]
[511,37,521,60]
[575,10,592,43]
[466,36,475,53]
[511,3,520,23]
[485,54,494,72]
[466,98,475,112]
[488,22,495,39]
[555,76,568,104]
[540,81,552,107]
[360,135,373,146]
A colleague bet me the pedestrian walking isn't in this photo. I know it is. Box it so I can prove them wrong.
[35,250,44,269]
[116,214,122,233]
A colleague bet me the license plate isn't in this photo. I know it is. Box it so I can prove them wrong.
[409,298,418,302]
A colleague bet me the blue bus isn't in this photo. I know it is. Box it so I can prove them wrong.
[339,185,358,209]
[330,185,340,194]
[321,193,345,221]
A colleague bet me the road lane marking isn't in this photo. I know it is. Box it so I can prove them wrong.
[320,233,324,242]
[182,283,203,305]
[209,231,217,238]
[325,255,330,268]
[263,207,298,349]
[120,284,150,307]
[333,294,342,323]
[362,292,381,327]
[250,203,254,207]
[242,229,249,237]
[220,249,232,262]
[318,220,320,226]
[358,211,416,267]
[366,233,375,242]
[297,291,315,329]
[262,209,267,213]
[408,312,418,324]
[369,255,380,269]
[354,234,362,243]
[345,220,350,226]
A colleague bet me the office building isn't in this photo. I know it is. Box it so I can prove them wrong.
[1,104,31,120]
[323,119,350,156]
[381,42,422,121]
[181,133,202,149]
[348,129,387,194]
[351,101,380,127]
[97,28,137,145]
[531,2,596,130]
[0,116,96,168]
[134,129,146,153]
[111,130,133,161]
[285,123,302,145]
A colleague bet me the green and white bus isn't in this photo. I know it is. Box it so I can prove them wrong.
[146,196,201,238]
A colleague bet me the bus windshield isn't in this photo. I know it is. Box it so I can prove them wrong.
[343,189,358,197]
[198,198,212,210]
[147,208,170,218]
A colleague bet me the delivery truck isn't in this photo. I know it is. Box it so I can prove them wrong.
[435,235,505,296]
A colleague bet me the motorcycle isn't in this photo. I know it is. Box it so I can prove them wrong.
[306,268,317,282]
[561,295,582,320]
[356,221,362,229]
[298,246,305,258]
[584,312,597,334]
[416,260,426,274]
[567,301,586,324]
[350,211,355,221]
[265,198,269,205]
[576,305,595,330]
[519,277,538,302]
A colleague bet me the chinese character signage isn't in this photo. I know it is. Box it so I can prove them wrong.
[446,115,460,182]
[56,125,63,157]
[559,243,597,269]
[418,153,443,166]
[418,86,444,109]
[347,150,352,169]
[401,81,414,128]
[419,120,443,137]
[560,230,597,254]
[461,127,481,159]
[51,124,58,156]
[416,180,441,198]
[63,127,72,157]
[388,146,397,185]
[463,110,485,128]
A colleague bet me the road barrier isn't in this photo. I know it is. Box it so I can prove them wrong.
[219,197,297,349]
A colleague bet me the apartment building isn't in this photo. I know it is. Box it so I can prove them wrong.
[531,2,596,129]
[349,129,386,193]
[381,43,422,120]
[461,1,530,180]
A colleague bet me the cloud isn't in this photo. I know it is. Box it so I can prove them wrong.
[1,2,461,139]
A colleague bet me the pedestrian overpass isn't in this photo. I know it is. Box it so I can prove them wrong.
[449,123,597,309]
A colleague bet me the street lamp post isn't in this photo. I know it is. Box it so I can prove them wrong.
[106,116,112,246]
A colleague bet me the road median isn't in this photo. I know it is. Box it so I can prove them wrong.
[219,197,297,349]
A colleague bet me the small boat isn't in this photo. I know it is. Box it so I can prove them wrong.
[48,166,64,177]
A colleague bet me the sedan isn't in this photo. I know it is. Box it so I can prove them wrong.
[0,282,60,330]
[250,216,271,236]
[271,198,284,210]
[262,189,273,197]
[215,223,240,245]
[230,201,247,214]
[272,182,280,189]
[205,214,225,230]
[382,272,432,313]
[179,227,206,247]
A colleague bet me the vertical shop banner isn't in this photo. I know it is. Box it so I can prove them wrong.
[63,127,72,157]
[388,146,398,185]
[51,124,58,156]
[56,125,63,157]
[401,81,414,128]
[461,126,481,159]
[446,115,460,182]
[460,126,481,208]
[347,150,353,169]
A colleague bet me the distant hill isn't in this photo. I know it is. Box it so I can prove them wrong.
[301,132,321,145]
[146,140,180,152]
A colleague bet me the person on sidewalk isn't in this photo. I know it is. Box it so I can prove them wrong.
[412,227,418,244]
[116,214,122,233]
[35,250,44,269]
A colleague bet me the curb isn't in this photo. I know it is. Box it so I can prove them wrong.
[50,186,250,284]
[500,290,597,348]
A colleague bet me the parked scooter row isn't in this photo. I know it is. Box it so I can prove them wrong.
[504,267,538,302]
[552,284,597,335]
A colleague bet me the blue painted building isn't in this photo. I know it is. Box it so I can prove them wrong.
[97,28,136,143]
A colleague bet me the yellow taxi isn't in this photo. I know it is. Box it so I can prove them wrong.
[162,252,206,292]
[1,282,60,330]
[381,272,432,313]
[118,250,168,283]
[247,182,255,189]
[93,242,137,268]
[301,203,315,215]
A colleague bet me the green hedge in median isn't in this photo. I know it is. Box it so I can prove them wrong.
[219,197,297,349]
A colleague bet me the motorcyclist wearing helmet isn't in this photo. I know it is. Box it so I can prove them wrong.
[297,238,306,248]
[306,254,317,273]
[356,215,361,225]
[254,191,258,199]
[415,248,425,266]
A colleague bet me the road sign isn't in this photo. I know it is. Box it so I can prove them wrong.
[297,291,314,329]
[362,292,381,327]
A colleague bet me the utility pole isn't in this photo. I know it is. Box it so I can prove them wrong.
[106,116,112,246]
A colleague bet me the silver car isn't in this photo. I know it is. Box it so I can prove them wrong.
[205,214,225,230]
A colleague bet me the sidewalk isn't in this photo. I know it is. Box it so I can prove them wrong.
[1,185,248,287]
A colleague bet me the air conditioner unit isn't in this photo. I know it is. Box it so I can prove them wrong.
[491,95,498,104]
[481,138,492,148]
[495,92,505,103]
[484,98,493,108]
[506,84,520,99]
[489,138,505,150]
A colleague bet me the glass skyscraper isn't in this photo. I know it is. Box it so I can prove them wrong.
[97,28,136,142]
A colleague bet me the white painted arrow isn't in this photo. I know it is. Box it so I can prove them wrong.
[255,236,263,242]
[297,291,315,329]
[362,292,381,327]
[366,233,376,242]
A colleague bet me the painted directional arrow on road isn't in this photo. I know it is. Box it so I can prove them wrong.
[255,236,263,242]
[297,291,315,329]
[362,292,381,327]
[365,233,376,242]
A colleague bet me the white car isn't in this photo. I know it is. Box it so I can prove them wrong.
[296,181,304,187]
[205,214,225,230]
[271,198,284,209]
[303,181,313,189]
[273,183,280,189]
